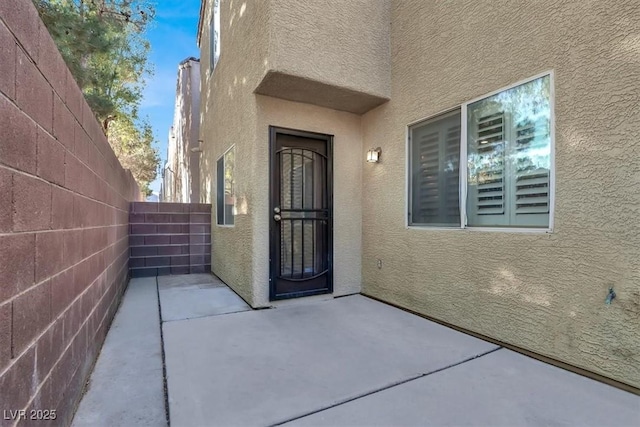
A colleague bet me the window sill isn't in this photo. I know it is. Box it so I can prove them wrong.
[407,225,553,234]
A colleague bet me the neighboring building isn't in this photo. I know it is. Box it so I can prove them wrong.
[161,57,201,202]
[196,0,640,390]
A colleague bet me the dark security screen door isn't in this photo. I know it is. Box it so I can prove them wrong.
[269,127,333,300]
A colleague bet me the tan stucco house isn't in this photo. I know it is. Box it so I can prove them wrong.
[196,0,640,391]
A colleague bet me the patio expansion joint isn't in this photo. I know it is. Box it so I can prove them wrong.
[155,275,171,426]
[270,346,504,427]
[160,308,254,324]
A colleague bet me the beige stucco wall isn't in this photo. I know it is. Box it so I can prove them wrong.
[361,0,640,388]
[253,96,363,307]
[199,0,271,304]
[200,0,364,307]
[254,0,390,113]
[268,0,390,98]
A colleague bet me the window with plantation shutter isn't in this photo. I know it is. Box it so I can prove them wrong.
[466,74,551,228]
[513,117,550,226]
[409,109,461,226]
[467,111,506,224]
[407,73,553,230]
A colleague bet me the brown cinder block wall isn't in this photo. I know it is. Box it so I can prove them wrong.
[0,1,141,424]
[129,202,211,277]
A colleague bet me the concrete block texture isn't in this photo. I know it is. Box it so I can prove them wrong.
[0,234,35,303]
[0,347,37,419]
[53,94,75,146]
[0,21,17,100]
[37,25,67,100]
[15,48,53,132]
[12,173,51,232]
[0,303,12,371]
[36,127,65,185]
[0,95,37,175]
[0,0,141,424]
[0,167,12,233]
[35,230,65,282]
[129,202,211,277]
[0,0,41,62]
[11,280,51,356]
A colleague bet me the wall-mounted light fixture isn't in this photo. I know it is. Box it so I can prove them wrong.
[366,147,381,163]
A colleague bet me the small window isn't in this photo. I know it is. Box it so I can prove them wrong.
[407,73,553,230]
[409,109,461,227]
[216,147,235,225]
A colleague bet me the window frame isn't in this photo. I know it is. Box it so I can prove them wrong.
[406,70,555,233]
[407,107,464,229]
[216,145,235,227]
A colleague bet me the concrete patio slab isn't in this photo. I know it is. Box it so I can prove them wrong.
[158,274,251,322]
[288,347,640,426]
[157,273,225,289]
[162,295,499,427]
[72,278,166,427]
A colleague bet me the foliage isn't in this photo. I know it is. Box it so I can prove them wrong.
[33,0,160,195]
[108,115,158,195]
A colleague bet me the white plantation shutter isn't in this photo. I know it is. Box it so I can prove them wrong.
[409,74,551,229]
[415,129,440,220]
[475,112,506,216]
[513,118,550,226]
[444,123,461,219]
[410,110,460,226]
[467,101,551,227]
[467,110,509,226]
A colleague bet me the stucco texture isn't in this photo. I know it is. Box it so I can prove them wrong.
[200,1,364,307]
[254,96,363,306]
[255,0,390,113]
[361,0,640,388]
[199,0,270,305]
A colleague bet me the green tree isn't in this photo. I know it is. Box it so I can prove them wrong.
[108,115,158,195]
[34,0,160,196]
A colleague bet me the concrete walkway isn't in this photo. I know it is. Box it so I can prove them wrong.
[74,274,640,427]
[157,274,251,322]
[72,277,166,426]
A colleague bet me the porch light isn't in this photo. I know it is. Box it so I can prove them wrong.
[366,147,381,163]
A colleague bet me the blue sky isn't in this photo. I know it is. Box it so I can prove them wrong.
[141,1,202,194]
